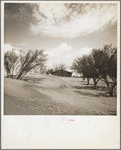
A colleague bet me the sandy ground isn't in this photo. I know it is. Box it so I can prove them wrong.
[4,74,117,115]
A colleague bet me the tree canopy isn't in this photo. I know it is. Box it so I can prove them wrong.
[92,45,117,96]
[71,54,99,86]
[71,44,117,96]
[4,49,18,77]
[17,49,47,79]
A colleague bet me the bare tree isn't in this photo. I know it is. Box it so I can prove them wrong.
[71,44,117,95]
[70,55,99,86]
[4,49,18,78]
[39,65,47,74]
[92,45,117,96]
[16,49,47,79]
[46,68,54,74]
[53,63,67,71]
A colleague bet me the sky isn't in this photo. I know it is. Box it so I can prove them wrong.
[4,2,118,70]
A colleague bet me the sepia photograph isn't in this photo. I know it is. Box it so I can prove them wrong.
[4,2,118,115]
[1,1,120,149]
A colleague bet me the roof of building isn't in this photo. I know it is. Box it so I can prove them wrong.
[52,69,72,74]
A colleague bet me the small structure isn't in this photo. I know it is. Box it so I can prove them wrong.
[72,71,83,78]
[51,69,72,77]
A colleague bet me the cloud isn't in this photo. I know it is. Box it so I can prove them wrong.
[44,43,94,69]
[45,43,72,56]
[79,47,92,56]
[4,44,14,52]
[17,42,28,47]
[30,3,117,38]
[4,44,21,54]
[32,3,68,25]
[44,43,73,68]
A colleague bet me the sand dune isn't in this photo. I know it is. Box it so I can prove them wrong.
[4,74,117,115]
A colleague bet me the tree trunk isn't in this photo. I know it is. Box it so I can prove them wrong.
[7,71,9,77]
[93,78,98,87]
[109,88,113,97]
[87,78,90,85]
[94,81,97,87]
[93,78,96,87]
[17,72,23,80]
[12,67,14,79]
[105,80,116,97]
[20,71,28,79]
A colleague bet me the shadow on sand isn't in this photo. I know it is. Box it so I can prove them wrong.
[23,77,46,83]
[72,85,107,91]
[74,90,107,97]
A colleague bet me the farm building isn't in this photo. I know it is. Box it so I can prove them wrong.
[51,69,72,77]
